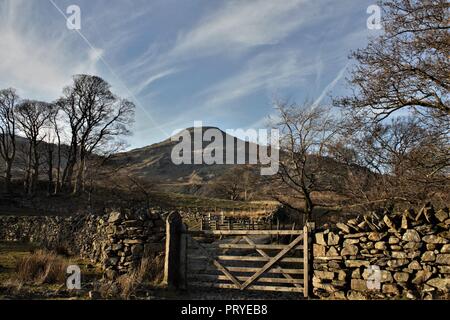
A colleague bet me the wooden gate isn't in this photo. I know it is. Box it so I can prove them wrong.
[163,212,310,298]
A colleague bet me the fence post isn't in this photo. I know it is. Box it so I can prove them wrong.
[163,211,184,289]
[303,224,309,299]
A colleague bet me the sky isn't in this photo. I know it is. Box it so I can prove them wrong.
[0,0,380,149]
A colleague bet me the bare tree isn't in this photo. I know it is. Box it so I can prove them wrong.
[338,0,449,120]
[212,165,259,201]
[58,75,135,194]
[273,101,340,221]
[47,103,63,194]
[15,100,52,195]
[336,116,450,208]
[0,88,18,193]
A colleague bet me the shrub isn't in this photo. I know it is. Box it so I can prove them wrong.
[14,250,67,285]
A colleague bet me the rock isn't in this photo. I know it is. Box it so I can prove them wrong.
[436,254,450,265]
[394,272,409,282]
[438,266,450,274]
[374,241,387,250]
[108,212,123,223]
[368,232,384,241]
[390,245,402,251]
[404,241,422,250]
[315,232,327,246]
[327,232,340,246]
[406,291,417,300]
[380,270,393,282]
[408,260,422,270]
[421,251,436,262]
[314,271,334,280]
[123,239,143,244]
[412,270,433,284]
[439,231,450,240]
[337,270,347,281]
[387,259,409,268]
[326,246,340,257]
[423,235,448,244]
[341,245,359,256]
[402,230,421,242]
[388,236,400,244]
[346,260,370,268]
[313,244,326,257]
[347,290,367,300]
[351,279,367,291]
[441,244,450,253]
[382,284,399,295]
[336,223,350,234]
[426,278,450,292]
[383,215,397,231]
[352,269,361,279]
[435,209,449,223]
[343,239,359,246]
[401,213,409,229]
[392,251,407,259]
[426,244,436,251]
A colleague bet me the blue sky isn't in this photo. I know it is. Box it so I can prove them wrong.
[0,0,379,149]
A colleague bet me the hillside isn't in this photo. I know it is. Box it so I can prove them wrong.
[106,127,265,195]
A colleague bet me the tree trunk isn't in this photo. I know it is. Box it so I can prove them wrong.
[31,142,39,196]
[304,193,314,222]
[48,148,53,195]
[24,143,32,195]
[4,159,12,194]
[73,148,86,195]
[54,139,61,194]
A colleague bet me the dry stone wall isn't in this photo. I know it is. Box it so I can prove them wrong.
[0,209,166,276]
[312,204,450,299]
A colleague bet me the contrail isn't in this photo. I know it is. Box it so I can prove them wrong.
[48,0,169,137]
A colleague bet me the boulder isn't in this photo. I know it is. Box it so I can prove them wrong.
[336,223,350,234]
[422,235,448,244]
[315,232,327,246]
[412,270,433,284]
[351,279,367,291]
[382,284,400,295]
[436,254,450,265]
[341,245,359,256]
[394,272,409,282]
[346,260,370,268]
[375,241,387,250]
[435,209,449,223]
[108,212,123,223]
[327,232,340,246]
[426,278,450,292]
[421,251,436,262]
[392,251,407,259]
[313,244,326,257]
[402,230,421,242]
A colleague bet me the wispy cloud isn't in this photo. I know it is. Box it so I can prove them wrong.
[0,0,99,100]
[197,50,318,110]
[169,0,308,58]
